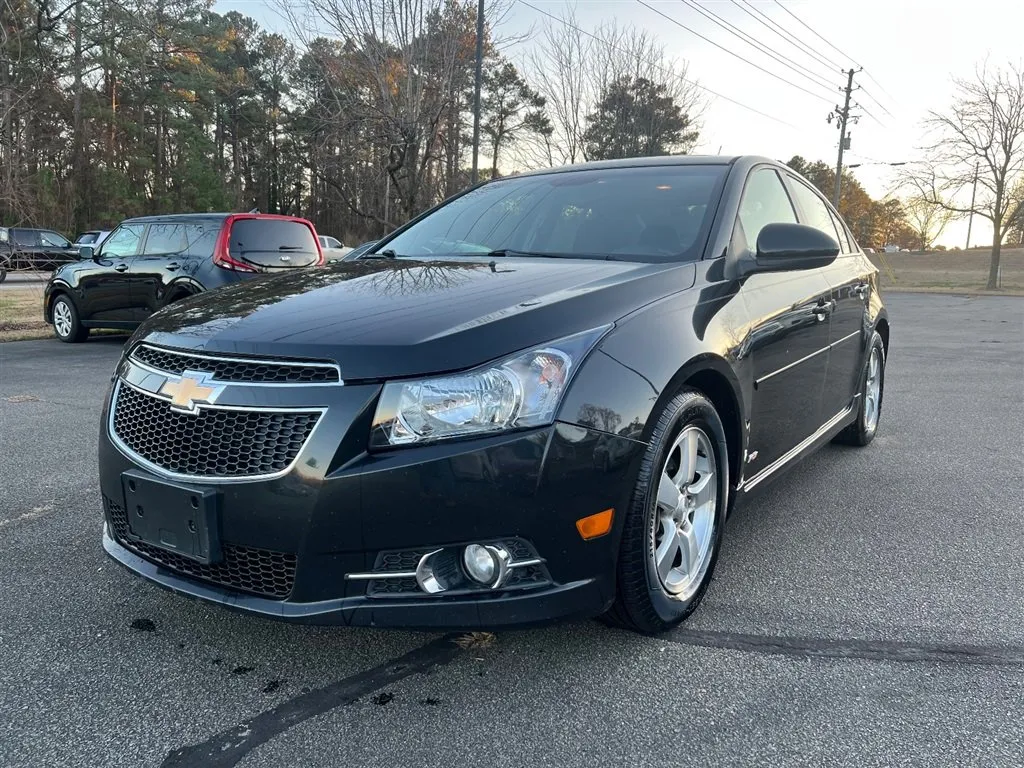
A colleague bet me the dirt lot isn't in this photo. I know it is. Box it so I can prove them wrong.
[869,247,1024,293]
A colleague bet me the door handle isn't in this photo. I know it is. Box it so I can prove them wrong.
[115,263,128,272]
[812,300,835,320]
[166,262,180,271]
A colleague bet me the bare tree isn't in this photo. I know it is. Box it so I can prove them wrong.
[525,7,704,169]
[902,195,953,251]
[906,62,1024,288]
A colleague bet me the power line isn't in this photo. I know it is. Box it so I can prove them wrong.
[735,0,844,73]
[772,0,861,67]
[516,0,801,129]
[770,0,897,119]
[677,0,837,96]
[635,0,835,106]
[853,100,885,127]
[858,85,895,118]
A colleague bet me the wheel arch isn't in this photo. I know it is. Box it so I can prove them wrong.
[162,277,203,307]
[874,314,890,357]
[44,281,76,322]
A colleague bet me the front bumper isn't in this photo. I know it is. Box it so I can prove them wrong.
[99,390,646,629]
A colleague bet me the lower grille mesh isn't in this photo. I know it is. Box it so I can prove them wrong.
[106,497,296,599]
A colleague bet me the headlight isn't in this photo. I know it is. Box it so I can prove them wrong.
[370,325,611,447]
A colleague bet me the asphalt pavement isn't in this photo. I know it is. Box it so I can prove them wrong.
[1,293,1022,768]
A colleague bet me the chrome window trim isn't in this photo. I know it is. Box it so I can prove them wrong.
[108,379,327,484]
[130,342,344,386]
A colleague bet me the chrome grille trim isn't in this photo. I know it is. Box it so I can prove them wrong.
[108,379,327,484]
[129,343,343,386]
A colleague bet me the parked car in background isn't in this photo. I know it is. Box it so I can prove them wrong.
[96,155,890,634]
[44,212,323,342]
[338,240,378,261]
[318,235,353,260]
[74,230,112,247]
[0,226,80,272]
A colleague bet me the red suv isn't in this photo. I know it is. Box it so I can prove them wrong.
[44,213,324,342]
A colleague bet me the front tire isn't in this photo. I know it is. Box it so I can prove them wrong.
[834,330,885,446]
[605,389,729,634]
[51,295,89,343]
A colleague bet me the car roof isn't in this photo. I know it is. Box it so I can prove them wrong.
[507,154,756,180]
[120,212,313,225]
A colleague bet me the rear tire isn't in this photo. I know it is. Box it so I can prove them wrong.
[604,389,729,634]
[52,295,89,343]
[834,330,885,447]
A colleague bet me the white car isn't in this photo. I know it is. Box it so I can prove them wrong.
[318,235,353,261]
[74,230,111,247]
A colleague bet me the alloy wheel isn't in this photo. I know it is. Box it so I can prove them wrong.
[864,347,881,432]
[53,300,73,338]
[650,426,718,601]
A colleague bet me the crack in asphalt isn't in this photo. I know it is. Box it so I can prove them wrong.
[161,634,462,768]
[664,628,1024,668]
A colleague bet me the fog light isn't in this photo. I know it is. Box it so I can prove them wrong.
[462,544,511,588]
[463,544,497,584]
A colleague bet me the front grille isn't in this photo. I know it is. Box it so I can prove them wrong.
[112,383,321,478]
[131,344,339,384]
[106,497,296,599]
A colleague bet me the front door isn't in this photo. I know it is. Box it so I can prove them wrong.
[733,166,834,479]
[784,175,870,420]
[79,223,144,322]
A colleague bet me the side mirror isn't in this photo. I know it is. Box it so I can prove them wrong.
[78,245,95,261]
[740,223,839,277]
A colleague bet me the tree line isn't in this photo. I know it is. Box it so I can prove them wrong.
[3,0,1021,281]
[1,0,700,243]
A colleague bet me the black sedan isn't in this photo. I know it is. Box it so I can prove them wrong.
[97,156,889,634]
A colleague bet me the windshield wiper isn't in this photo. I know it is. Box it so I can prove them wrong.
[483,248,564,259]
[361,248,398,259]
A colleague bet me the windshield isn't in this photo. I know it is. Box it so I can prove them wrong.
[378,164,727,262]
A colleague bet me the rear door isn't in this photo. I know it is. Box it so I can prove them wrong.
[227,218,321,271]
[130,222,190,318]
[735,166,835,478]
[784,175,869,421]
[81,223,144,321]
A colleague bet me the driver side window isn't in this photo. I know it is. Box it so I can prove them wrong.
[40,231,70,248]
[735,168,798,250]
[100,224,144,258]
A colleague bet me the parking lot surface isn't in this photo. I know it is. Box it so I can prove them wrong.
[1,293,1022,768]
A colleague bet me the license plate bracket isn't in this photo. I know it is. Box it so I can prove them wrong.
[121,469,221,564]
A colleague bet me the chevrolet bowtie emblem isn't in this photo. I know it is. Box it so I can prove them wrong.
[159,371,223,414]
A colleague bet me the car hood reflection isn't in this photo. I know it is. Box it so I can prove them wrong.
[138,258,697,379]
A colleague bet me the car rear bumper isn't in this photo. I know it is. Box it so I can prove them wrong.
[98,400,646,629]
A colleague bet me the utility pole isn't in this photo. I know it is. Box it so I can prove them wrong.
[829,68,860,208]
[965,162,979,249]
[470,0,485,185]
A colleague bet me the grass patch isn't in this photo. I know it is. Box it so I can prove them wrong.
[0,286,49,342]
[869,247,1024,293]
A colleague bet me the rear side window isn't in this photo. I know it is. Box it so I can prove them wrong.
[787,178,842,245]
[143,223,188,255]
[229,220,317,257]
[12,229,39,246]
[827,209,852,253]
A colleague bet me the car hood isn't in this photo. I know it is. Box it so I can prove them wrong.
[138,258,696,379]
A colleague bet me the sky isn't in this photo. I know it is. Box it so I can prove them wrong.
[214,0,1024,247]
